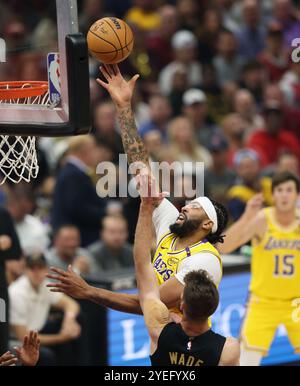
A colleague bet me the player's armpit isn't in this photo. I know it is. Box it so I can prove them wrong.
[159,276,184,309]
[218,337,240,366]
[142,298,171,354]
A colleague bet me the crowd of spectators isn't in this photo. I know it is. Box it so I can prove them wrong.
[1,0,300,365]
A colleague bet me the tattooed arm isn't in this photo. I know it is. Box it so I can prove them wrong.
[96,64,150,171]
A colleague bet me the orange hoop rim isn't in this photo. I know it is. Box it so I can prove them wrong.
[0,81,48,100]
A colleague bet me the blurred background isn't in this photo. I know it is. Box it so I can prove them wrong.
[0,0,300,366]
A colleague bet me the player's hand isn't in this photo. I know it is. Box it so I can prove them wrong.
[96,64,139,109]
[14,331,40,367]
[244,193,264,219]
[47,265,92,300]
[137,170,169,209]
[0,351,18,366]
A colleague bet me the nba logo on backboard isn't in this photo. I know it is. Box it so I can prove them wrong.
[47,53,61,105]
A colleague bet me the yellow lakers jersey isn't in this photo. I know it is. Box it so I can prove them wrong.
[152,232,222,315]
[250,207,300,300]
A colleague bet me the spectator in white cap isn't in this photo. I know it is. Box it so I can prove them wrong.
[159,30,202,96]
[183,88,220,146]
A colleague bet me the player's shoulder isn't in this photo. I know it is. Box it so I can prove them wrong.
[219,336,240,366]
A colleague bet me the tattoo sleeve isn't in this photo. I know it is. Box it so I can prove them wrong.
[117,106,149,169]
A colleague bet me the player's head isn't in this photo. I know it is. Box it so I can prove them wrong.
[169,197,228,244]
[180,269,219,321]
[272,171,300,212]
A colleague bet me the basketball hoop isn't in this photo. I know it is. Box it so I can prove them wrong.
[0,81,50,184]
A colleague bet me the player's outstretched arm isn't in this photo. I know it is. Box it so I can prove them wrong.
[218,337,240,366]
[97,64,149,171]
[47,267,143,314]
[134,174,171,351]
[217,194,266,254]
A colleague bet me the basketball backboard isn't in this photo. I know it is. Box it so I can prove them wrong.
[0,0,90,137]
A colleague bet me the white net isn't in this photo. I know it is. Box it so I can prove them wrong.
[0,83,50,184]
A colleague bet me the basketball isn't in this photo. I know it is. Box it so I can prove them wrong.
[87,17,134,64]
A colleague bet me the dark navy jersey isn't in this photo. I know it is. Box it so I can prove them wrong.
[150,322,226,366]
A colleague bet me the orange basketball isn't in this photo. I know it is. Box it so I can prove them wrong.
[87,17,134,64]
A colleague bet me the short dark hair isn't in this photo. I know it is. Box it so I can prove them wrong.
[206,200,228,245]
[25,253,47,268]
[272,171,300,193]
[183,270,219,321]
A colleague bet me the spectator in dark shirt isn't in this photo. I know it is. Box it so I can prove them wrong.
[236,0,266,61]
[258,22,289,82]
[88,215,133,275]
[205,133,236,205]
[0,207,21,355]
[52,135,107,247]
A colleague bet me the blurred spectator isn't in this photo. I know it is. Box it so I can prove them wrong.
[146,5,179,72]
[276,151,300,175]
[236,0,266,60]
[213,29,245,87]
[233,89,264,138]
[247,101,300,167]
[79,0,104,35]
[45,225,93,275]
[6,188,50,255]
[139,95,172,140]
[159,30,202,95]
[168,116,212,170]
[262,151,300,177]
[182,88,219,146]
[9,254,87,366]
[126,0,161,33]
[204,133,236,205]
[221,113,248,166]
[239,60,267,105]
[52,135,107,246]
[0,207,21,355]
[259,22,290,82]
[227,149,272,220]
[199,63,230,122]
[88,215,133,274]
[6,257,25,285]
[168,64,189,116]
[93,102,123,163]
[143,130,164,160]
[177,0,202,32]
[272,0,300,48]
[197,7,222,64]
[264,82,300,138]
[280,62,300,107]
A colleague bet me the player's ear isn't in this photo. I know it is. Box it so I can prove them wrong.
[202,219,213,232]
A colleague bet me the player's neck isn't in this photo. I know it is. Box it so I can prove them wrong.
[273,207,297,226]
[175,232,207,250]
[180,318,210,337]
